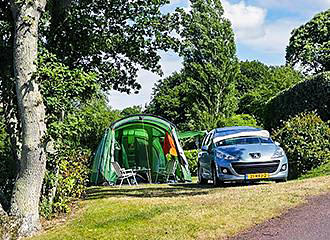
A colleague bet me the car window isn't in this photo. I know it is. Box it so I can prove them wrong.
[206,132,214,146]
[245,137,260,144]
[201,133,209,147]
[260,137,273,143]
[216,137,262,146]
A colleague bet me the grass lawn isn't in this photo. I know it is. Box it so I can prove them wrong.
[31,176,330,240]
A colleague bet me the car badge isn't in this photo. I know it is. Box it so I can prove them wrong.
[249,153,261,159]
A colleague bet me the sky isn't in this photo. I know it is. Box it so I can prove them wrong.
[109,0,330,110]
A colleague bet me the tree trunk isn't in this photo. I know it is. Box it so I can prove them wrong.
[9,0,47,237]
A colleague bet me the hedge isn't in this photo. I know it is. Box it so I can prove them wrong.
[272,112,330,179]
[184,150,199,176]
[264,72,330,129]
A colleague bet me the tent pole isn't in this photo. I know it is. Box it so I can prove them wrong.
[141,117,152,183]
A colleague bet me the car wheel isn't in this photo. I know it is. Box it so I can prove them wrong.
[212,165,224,187]
[198,165,208,184]
[275,178,287,183]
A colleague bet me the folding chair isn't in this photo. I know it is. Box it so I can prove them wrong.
[155,159,177,183]
[111,161,138,187]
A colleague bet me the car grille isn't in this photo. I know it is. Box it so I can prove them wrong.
[231,160,280,175]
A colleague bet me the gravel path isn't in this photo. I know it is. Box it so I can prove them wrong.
[227,193,330,240]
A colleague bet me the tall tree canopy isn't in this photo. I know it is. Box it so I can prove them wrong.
[44,0,179,93]
[286,9,330,74]
[148,0,239,130]
[180,0,238,130]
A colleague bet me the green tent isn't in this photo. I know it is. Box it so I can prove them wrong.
[90,115,192,185]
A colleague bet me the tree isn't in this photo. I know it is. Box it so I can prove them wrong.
[5,0,48,237]
[286,9,330,74]
[146,71,192,129]
[121,105,142,117]
[179,0,239,130]
[44,0,179,93]
[148,0,239,131]
[237,60,271,96]
[237,61,302,122]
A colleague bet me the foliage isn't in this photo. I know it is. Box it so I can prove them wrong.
[272,112,330,179]
[299,161,330,179]
[50,98,122,150]
[41,147,90,217]
[184,150,199,176]
[38,49,100,123]
[148,0,239,131]
[121,105,142,117]
[238,64,302,121]
[53,148,90,213]
[264,71,330,129]
[40,98,121,217]
[146,71,191,130]
[237,60,271,96]
[286,9,330,74]
[180,0,239,130]
[43,0,180,93]
[0,115,15,209]
[300,161,330,179]
[219,114,259,128]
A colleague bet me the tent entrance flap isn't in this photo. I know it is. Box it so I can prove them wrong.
[116,124,167,181]
[90,115,192,184]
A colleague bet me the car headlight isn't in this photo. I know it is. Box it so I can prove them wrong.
[272,148,284,158]
[216,151,236,160]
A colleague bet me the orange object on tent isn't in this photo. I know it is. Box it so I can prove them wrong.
[163,132,178,156]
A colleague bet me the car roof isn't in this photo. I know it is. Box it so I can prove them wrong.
[213,126,270,142]
[214,126,262,137]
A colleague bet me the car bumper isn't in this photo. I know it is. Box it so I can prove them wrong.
[215,156,288,182]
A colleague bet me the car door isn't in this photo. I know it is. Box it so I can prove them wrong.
[198,131,214,179]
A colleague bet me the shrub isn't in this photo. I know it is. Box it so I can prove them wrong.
[184,150,199,176]
[264,72,330,129]
[300,161,330,180]
[272,112,330,179]
[219,114,259,128]
[40,148,90,217]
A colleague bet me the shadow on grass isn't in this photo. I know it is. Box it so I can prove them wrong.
[85,181,270,200]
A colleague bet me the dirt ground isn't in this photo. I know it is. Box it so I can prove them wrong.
[227,192,330,240]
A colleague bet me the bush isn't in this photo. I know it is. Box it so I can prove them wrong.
[219,114,259,128]
[41,148,90,218]
[300,161,330,180]
[272,112,330,179]
[264,72,330,129]
[40,98,121,218]
[184,150,199,176]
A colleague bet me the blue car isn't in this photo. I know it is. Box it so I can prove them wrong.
[198,126,288,186]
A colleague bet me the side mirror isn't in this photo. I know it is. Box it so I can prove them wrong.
[275,141,280,146]
[201,145,208,151]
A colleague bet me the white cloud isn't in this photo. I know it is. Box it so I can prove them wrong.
[241,19,303,54]
[221,0,307,55]
[222,0,267,40]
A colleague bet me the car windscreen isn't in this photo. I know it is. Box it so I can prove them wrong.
[215,137,273,146]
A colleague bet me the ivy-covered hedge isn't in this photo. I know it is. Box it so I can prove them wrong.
[272,112,330,179]
[184,150,199,176]
[264,72,330,129]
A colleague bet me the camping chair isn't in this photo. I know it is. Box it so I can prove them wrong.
[155,159,177,183]
[111,161,138,187]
